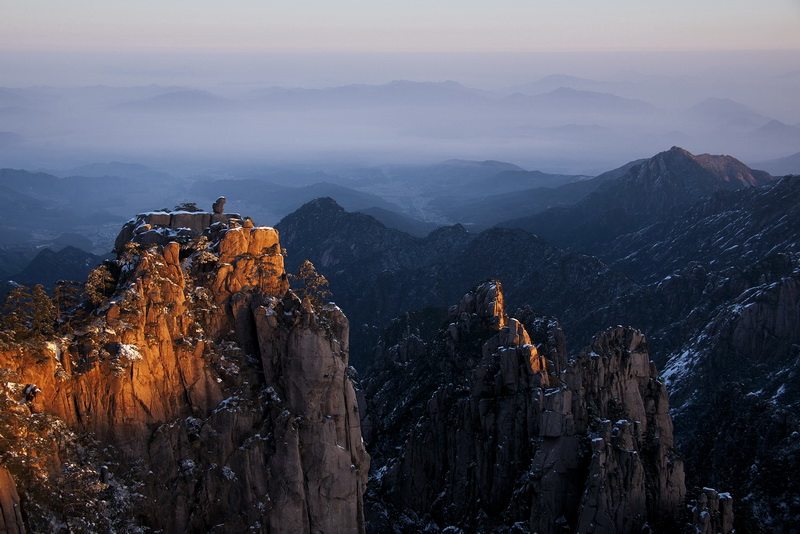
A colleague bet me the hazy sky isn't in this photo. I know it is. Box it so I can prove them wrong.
[1,0,798,173]
[2,0,798,54]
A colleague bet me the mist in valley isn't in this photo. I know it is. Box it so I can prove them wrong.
[1,48,799,263]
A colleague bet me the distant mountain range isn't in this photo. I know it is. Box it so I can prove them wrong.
[753,150,800,175]
[0,244,102,301]
[12,246,102,289]
[687,97,769,129]
[244,80,490,108]
[502,73,628,95]
[750,119,800,144]
[59,161,176,182]
[113,89,233,112]
[2,78,797,170]
[436,159,640,229]
[0,167,185,251]
[503,86,656,115]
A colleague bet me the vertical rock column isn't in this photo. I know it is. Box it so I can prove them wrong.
[0,467,24,534]
[254,294,369,534]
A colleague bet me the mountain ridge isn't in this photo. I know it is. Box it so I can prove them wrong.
[502,146,774,253]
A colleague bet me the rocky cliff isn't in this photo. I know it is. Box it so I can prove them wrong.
[0,207,369,532]
[661,253,800,531]
[363,280,696,533]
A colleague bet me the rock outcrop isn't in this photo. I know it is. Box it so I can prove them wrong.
[0,206,369,532]
[113,209,245,252]
[213,196,227,214]
[690,487,735,534]
[364,280,688,533]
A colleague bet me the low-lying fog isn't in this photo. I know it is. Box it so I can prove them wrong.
[1,50,798,174]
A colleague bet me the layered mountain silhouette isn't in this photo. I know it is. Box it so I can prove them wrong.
[753,149,800,175]
[275,147,798,529]
[276,198,633,370]
[687,97,769,129]
[438,158,642,228]
[12,246,102,289]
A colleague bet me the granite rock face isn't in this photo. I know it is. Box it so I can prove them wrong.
[213,196,227,214]
[0,210,369,532]
[364,280,688,533]
[113,208,245,252]
[689,488,735,534]
[0,467,24,534]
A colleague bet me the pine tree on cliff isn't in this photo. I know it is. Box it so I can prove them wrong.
[53,280,82,323]
[291,260,332,308]
[173,202,202,212]
[84,264,115,307]
[0,284,55,348]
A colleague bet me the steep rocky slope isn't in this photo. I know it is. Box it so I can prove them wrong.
[362,280,720,533]
[659,254,800,531]
[602,175,800,282]
[502,147,774,253]
[0,207,369,532]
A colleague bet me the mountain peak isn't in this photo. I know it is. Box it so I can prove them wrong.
[297,196,347,216]
[666,145,693,156]
[504,146,775,252]
[428,223,469,238]
[646,146,772,189]
[658,145,696,163]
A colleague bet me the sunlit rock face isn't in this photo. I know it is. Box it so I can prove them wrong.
[363,280,688,533]
[114,210,245,251]
[0,208,369,533]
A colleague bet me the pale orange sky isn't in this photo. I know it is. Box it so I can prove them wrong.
[1,0,798,53]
